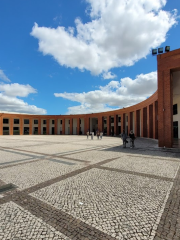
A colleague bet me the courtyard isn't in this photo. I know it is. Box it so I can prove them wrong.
[0,135,180,240]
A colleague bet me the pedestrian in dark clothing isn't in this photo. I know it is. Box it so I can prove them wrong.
[129,130,135,148]
[121,129,127,148]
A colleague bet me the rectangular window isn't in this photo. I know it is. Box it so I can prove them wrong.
[14,119,19,124]
[173,104,178,115]
[69,120,70,124]
[52,120,55,124]
[60,120,62,124]
[126,116,128,122]
[24,119,29,124]
[173,121,178,138]
[24,127,29,134]
[43,120,46,124]
[104,119,107,124]
[34,127,38,134]
[111,118,114,123]
[3,119,9,124]
[34,120,38,124]
[13,127,19,135]
[118,117,121,122]
[43,127,46,134]
[80,119,81,124]
[3,127,9,135]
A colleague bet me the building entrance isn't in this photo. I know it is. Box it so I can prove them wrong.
[173,121,178,139]
[90,118,98,135]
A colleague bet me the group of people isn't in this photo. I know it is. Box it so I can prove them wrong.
[86,130,103,140]
[86,128,135,147]
[121,129,135,148]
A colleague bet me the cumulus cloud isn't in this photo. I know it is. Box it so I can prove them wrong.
[0,70,11,82]
[31,0,177,75]
[103,71,117,80]
[0,83,37,97]
[0,83,46,114]
[54,71,157,114]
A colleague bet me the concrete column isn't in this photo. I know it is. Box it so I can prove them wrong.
[10,118,13,135]
[98,116,103,132]
[130,112,133,132]
[143,108,147,137]
[121,113,124,133]
[77,118,80,135]
[70,118,73,135]
[0,115,2,135]
[46,119,49,135]
[155,101,158,139]
[84,117,90,134]
[20,117,23,135]
[147,106,149,138]
[128,112,131,135]
[149,104,153,138]
[134,111,137,137]
[140,109,144,137]
[38,119,41,135]
[158,69,173,147]
[29,119,32,135]
[114,115,118,136]
[62,119,65,135]
[136,110,140,137]
[54,119,58,135]
[107,116,111,136]
[102,117,104,133]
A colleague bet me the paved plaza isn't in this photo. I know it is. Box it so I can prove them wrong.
[0,136,180,240]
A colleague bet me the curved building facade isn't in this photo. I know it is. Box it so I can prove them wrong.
[0,48,180,148]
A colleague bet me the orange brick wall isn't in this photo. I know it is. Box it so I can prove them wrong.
[157,48,180,147]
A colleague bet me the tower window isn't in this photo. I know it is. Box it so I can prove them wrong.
[173,104,178,115]
[3,119,9,124]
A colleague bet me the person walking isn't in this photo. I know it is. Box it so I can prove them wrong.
[97,130,100,139]
[121,129,127,148]
[87,130,89,139]
[129,130,135,148]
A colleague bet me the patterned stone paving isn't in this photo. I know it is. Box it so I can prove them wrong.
[66,150,124,164]
[0,201,70,240]
[103,157,180,179]
[31,168,173,239]
[0,135,180,240]
[0,159,83,190]
[0,149,35,165]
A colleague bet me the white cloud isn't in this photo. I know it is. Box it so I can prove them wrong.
[54,71,157,114]
[0,83,37,97]
[0,83,46,114]
[103,71,116,79]
[0,70,11,82]
[31,0,177,75]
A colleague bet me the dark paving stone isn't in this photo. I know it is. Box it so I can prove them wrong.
[154,166,180,239]
[12,193,116,240]
[97,166,175,182]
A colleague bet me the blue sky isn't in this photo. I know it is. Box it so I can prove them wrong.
[0,0,180,115]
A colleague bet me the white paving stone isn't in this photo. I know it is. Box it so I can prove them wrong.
[0,150,34,164]
[32,168,173,239]
[18,143,94,155]
[0,201,70,240]
[66,150,124,164]
[0,160,84,189]
[103,156,180,178]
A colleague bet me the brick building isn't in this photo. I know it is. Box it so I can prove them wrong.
[0,48,180,148]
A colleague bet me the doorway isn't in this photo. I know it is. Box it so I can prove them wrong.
[173,121,178,139]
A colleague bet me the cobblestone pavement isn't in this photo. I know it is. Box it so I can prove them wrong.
[0,135,180,240]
